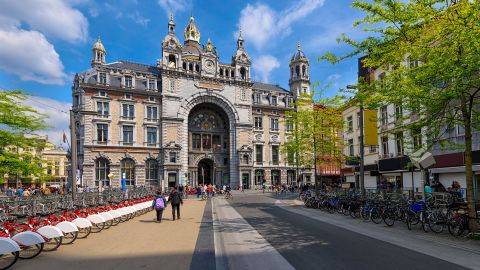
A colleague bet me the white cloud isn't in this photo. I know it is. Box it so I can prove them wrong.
[23,96,71,147]
[0,0,88,43]
[0,28,67,85]
[237,0,324,50]
[253,55,280,82]
[128,11,150,27]
[158,0,189,16]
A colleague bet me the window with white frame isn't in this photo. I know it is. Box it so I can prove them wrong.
[348,139,354,156]
[99,91,107,97]
[241,89,246,101]
[122,125,134,145]
[270,118,279,131]
[148,80,156,90]
[286,119,294,131]
[99,73,107,84]
[271,96,277,106]
[97,123,108,143]
[122,104,135,119]
[254,117,263,129]
[125,76,133,88]
[347,116,353,132]
[97,101,109,117]
[380,106,388,125]
[395,132,403,155]
[149,96,156,102]
[146,127,157,145]
[272,145,279,165]
[381,136,389,156]
[412,128,422,150]
[254,93,261,104]
[255,145,263,163]
[169,152,177,163]
[146,106,158,121]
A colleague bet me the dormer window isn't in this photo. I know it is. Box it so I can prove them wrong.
[148,80,156,90]
[125,76,133,88]
[125,94,132,100]
[271,96,277,106]
[99,73,107,84]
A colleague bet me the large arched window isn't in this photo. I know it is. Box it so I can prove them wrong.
[302,65,306,77]
[145,159,158,186]
[295,65,300,77]
[121,158,135,186]
[95,158,110,187]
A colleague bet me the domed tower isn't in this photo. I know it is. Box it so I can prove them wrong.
[289,41,310,99]
[232,30,251,81]
[91,36,106,67]
[184,15,201,44]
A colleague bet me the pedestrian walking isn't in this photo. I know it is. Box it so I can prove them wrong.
[169,187,183,221]
[152,190,167,223]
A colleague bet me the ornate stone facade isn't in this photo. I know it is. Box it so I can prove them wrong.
[72,16,312,189]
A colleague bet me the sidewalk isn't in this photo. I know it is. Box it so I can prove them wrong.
[276,198,480,270]
[17,199,207,270]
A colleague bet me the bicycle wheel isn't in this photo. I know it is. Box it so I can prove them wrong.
[383,211,395,227]
[448,216,465,237]
[62,231,78,244]
[103,219,113,230]
[360,207,370,221]
[43,237,62,252]
[91,222,104,233]
[0,251,18,270]
[77,226,91,239]
[370,208,382,224]
[112,217,121,226]
[428,212,445,233]
[19,243,43,259]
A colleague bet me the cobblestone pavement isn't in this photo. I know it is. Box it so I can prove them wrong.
[15,199,207,270]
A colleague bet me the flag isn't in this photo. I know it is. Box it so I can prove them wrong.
[62,131,67,143]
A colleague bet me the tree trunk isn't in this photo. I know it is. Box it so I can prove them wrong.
[462,97,477,232]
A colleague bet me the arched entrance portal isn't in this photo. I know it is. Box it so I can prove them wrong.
[188,102,230,186]
[198,158,214,185]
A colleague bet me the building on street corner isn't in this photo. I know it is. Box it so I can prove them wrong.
[72,15,312,190]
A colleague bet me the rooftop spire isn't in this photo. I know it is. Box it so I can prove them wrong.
[297,40,301,51]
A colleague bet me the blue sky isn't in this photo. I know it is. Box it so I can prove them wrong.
[0,0,366,144]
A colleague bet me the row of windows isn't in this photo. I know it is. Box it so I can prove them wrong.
[97,73,158,90]
[95,158,162,187]
[191,133,228,152]
[254,145,281,165]
[96,124,158,145]
[253,117,293,131]
[96,101,159,121]
[253,93,293,107]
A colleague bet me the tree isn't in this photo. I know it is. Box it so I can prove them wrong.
[0,90,49,184]
[282,89,344,192]
[323,0,480,231]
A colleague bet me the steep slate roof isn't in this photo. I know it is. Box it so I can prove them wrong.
[252,82,289,93]
[106,61,158,73]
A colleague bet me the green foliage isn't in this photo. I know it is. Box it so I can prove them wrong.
[322,0,479,230]
[282,87,344,173]
[0,90,49,181]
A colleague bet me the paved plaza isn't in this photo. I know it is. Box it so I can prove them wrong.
[17,199,207,270]
[13,191,480,270]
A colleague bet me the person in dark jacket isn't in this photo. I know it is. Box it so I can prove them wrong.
[169,187,183,220]
[152,190,167,222]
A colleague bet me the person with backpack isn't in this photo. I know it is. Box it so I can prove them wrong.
[152,190,167,223]
[169,187,183,221]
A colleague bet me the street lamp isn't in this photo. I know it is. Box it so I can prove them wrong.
[70,109,98,200]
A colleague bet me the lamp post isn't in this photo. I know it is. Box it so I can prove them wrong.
[70,109,98,200]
